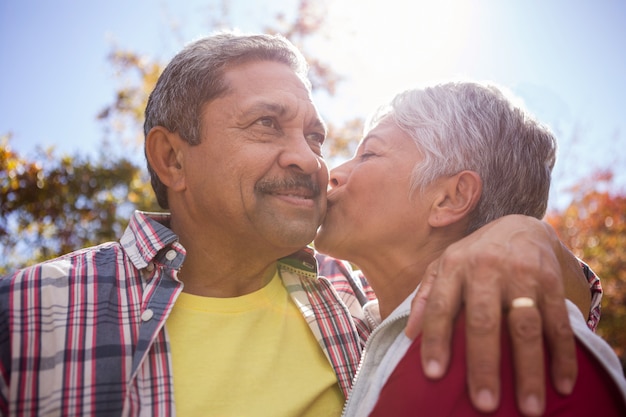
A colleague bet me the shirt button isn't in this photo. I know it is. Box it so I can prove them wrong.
[145,262,155,272]
[141,309,154,322]
[165,250,177,261]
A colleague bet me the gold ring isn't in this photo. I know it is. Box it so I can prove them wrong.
[511,297,536,309]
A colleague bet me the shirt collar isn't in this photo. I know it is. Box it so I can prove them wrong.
[121,211,185,271]
[278,246,319,278]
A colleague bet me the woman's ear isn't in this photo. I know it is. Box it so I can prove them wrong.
[428,171,482,228]
[145,126,187,192]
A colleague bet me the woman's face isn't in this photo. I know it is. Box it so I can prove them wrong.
[315,115,430,262]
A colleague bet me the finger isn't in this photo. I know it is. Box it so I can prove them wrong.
[507,300,545,417]
[404,265,437,340]
[506,255,577,414]
[419,256,463,380]
[542,287,577,395]
[464,269,502,413]
[546,249,579,395]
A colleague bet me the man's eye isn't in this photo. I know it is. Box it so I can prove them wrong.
[256,117,277,129]
[306,132,325,145]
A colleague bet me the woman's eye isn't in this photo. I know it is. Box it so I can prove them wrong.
[360,152,376,160]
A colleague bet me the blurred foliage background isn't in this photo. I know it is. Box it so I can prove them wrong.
[1,0,624,372]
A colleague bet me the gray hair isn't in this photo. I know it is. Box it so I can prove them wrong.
[144,32,311,208]
[369,82,557,234]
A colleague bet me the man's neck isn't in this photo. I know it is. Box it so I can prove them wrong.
[177,253,279,298]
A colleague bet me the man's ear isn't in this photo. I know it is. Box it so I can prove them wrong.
[145,126,187,192]
[428,171,482,228]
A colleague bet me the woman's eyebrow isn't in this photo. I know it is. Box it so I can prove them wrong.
[360,134,385,147]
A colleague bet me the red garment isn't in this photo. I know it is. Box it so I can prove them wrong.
[369,312,626,417]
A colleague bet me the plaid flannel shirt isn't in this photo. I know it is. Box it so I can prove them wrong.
[0,211,370,417]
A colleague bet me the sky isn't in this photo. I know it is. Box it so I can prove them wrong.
[1,0,625,210]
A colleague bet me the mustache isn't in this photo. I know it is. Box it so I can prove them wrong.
[255,175,321,196]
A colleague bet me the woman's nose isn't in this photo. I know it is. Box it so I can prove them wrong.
[329,163,349,189]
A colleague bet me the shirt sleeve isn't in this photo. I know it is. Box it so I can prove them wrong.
[581,259,602,332]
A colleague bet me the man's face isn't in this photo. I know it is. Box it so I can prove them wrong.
[179,60,328,255]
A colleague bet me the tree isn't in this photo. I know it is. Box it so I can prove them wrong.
[0,134,158,274]
[546,170,626,372]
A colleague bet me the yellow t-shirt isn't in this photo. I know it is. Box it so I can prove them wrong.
[166,272,345,416]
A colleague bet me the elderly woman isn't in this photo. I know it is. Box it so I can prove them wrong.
[315,82,626,416]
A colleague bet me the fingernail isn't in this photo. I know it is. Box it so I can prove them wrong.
[557,378,574,395]
[523,394,542,416]
[424,359,442,378]
[476,389,496,411]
